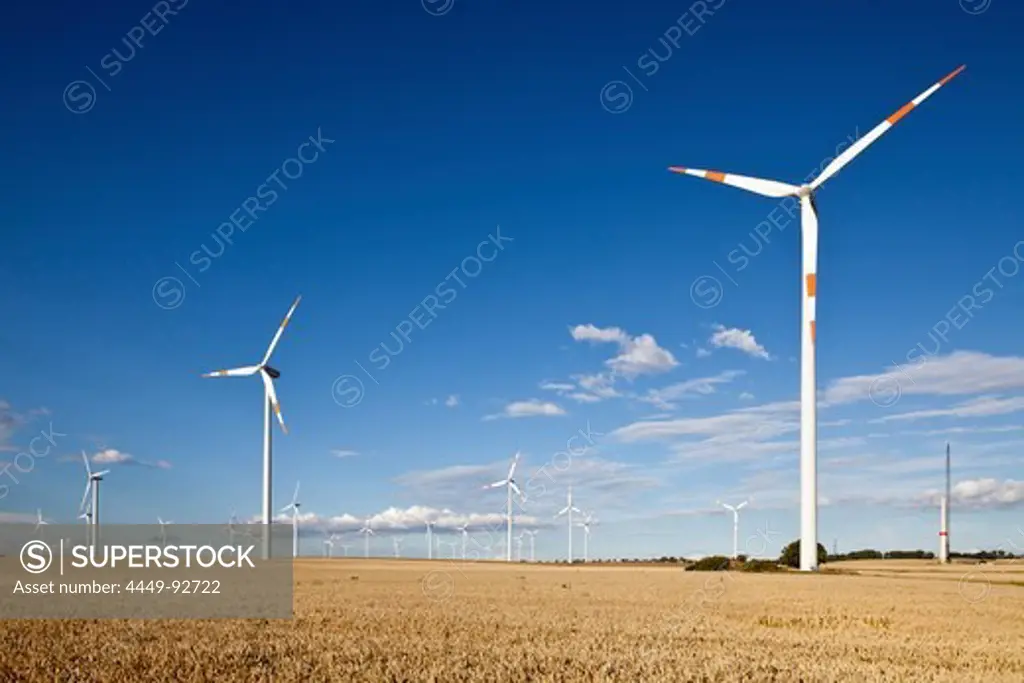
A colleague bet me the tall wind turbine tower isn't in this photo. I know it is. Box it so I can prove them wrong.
[482,452,523,562]
[555,486,582,563]
[280,481,302,558]
[203,295,300,560]
[718,500,748,559]
[940,442,951,563]
[669,66,965,570]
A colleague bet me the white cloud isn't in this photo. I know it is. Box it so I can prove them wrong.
[916,479,1024,510]
[540,382,576,392]
[871,396,1024,423]
[331,449,359,458]
[483,399,566,421]
[696,348,711,358]
[570,324,678,378]
[951,479,1024,508]
[268,505,546,534]
[568,392,602,403]
[637,371,745,410]
[444,395,459,408]
[823,351,1024,405]
[739,392,755,401]
[708,325,771,360]
[92,449,171,469]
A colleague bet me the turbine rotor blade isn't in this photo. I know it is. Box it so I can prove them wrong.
[262,295,302,367]
[260,369,288,434]
[507,451,520,479]
[81,450,92,476]
[810,65,965,191]
[79,481,92,512]
[203,366,261,378]
[292,481,301,504]
[94,470,110,478]
[509,481,523,498]
[668,167,798,198]
[485,479,508,489]
[555,506,569,517]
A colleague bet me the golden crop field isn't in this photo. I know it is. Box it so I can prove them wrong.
[1,558,1023,682]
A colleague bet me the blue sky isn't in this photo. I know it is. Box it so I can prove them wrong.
[2,0,1023,560]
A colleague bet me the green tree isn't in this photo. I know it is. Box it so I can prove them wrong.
[779,540,828,568]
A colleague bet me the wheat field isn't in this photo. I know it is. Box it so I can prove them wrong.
[1,558,1023,682]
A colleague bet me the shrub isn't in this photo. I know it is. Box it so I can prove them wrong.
[686,555,731,571]
[779,540,828,569]
[740,559,783,573]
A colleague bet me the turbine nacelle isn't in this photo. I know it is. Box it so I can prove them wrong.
[264,366,281,379]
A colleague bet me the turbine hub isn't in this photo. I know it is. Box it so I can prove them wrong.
[796,185,813,198]
[264,366,281,379]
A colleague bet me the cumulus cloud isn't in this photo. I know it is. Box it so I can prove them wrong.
[570,324,678,378]
[266,505,547,534]
[918,479,1024,510]
[708,325,771,360]
[330,449,359,458]
[444,395,459,407]
[483,399,566,421]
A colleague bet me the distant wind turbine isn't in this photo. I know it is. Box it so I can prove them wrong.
[393,536,403,558]
[523,529,538,562]
[34,509,48,537]
[79,450,110,540]
[203,295,301,560]
[577,512,596,563]
[670,66,966,570]
[555,486,582,563]
[280,480,302,558]
[718,500,748,559]
[457,523,470,560]
[157,517,172,546]
[425,520,436,560]
[483,451,524,562]
[359,518,374,558]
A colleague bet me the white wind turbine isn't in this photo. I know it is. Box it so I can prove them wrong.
[203,295,301,560]
[359,518,374,558]
[457,523,470,560]
[157,516,172,546]
[425,520,436,560]
[323,534,335,558]
[669,66,965,570]
[482,451,524,562]
[34,509,48,538]
[718,500,748,559]
[393,536,403,558]
[340,542,352,557]
[555,485,582,563]
[280,481,302,558]
[577,512,596,563]
[515,532,525,562]
[523,529,538,562]
[79,450,110,539]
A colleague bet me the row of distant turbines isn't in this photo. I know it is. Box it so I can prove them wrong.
[192,66,967,570]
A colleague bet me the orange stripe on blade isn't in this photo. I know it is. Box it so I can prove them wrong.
[810,321,816,343]
[939,65,966,86]
[887,102,916,125]
[667,166,687,174]
[806,274,816,298]
[705,171,726,182]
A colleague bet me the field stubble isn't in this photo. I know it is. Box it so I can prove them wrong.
[1,559,1022,682]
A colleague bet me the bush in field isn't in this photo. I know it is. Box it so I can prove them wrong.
[741,559,783,573]
[686,555,731,571]
[779,540,828,568]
